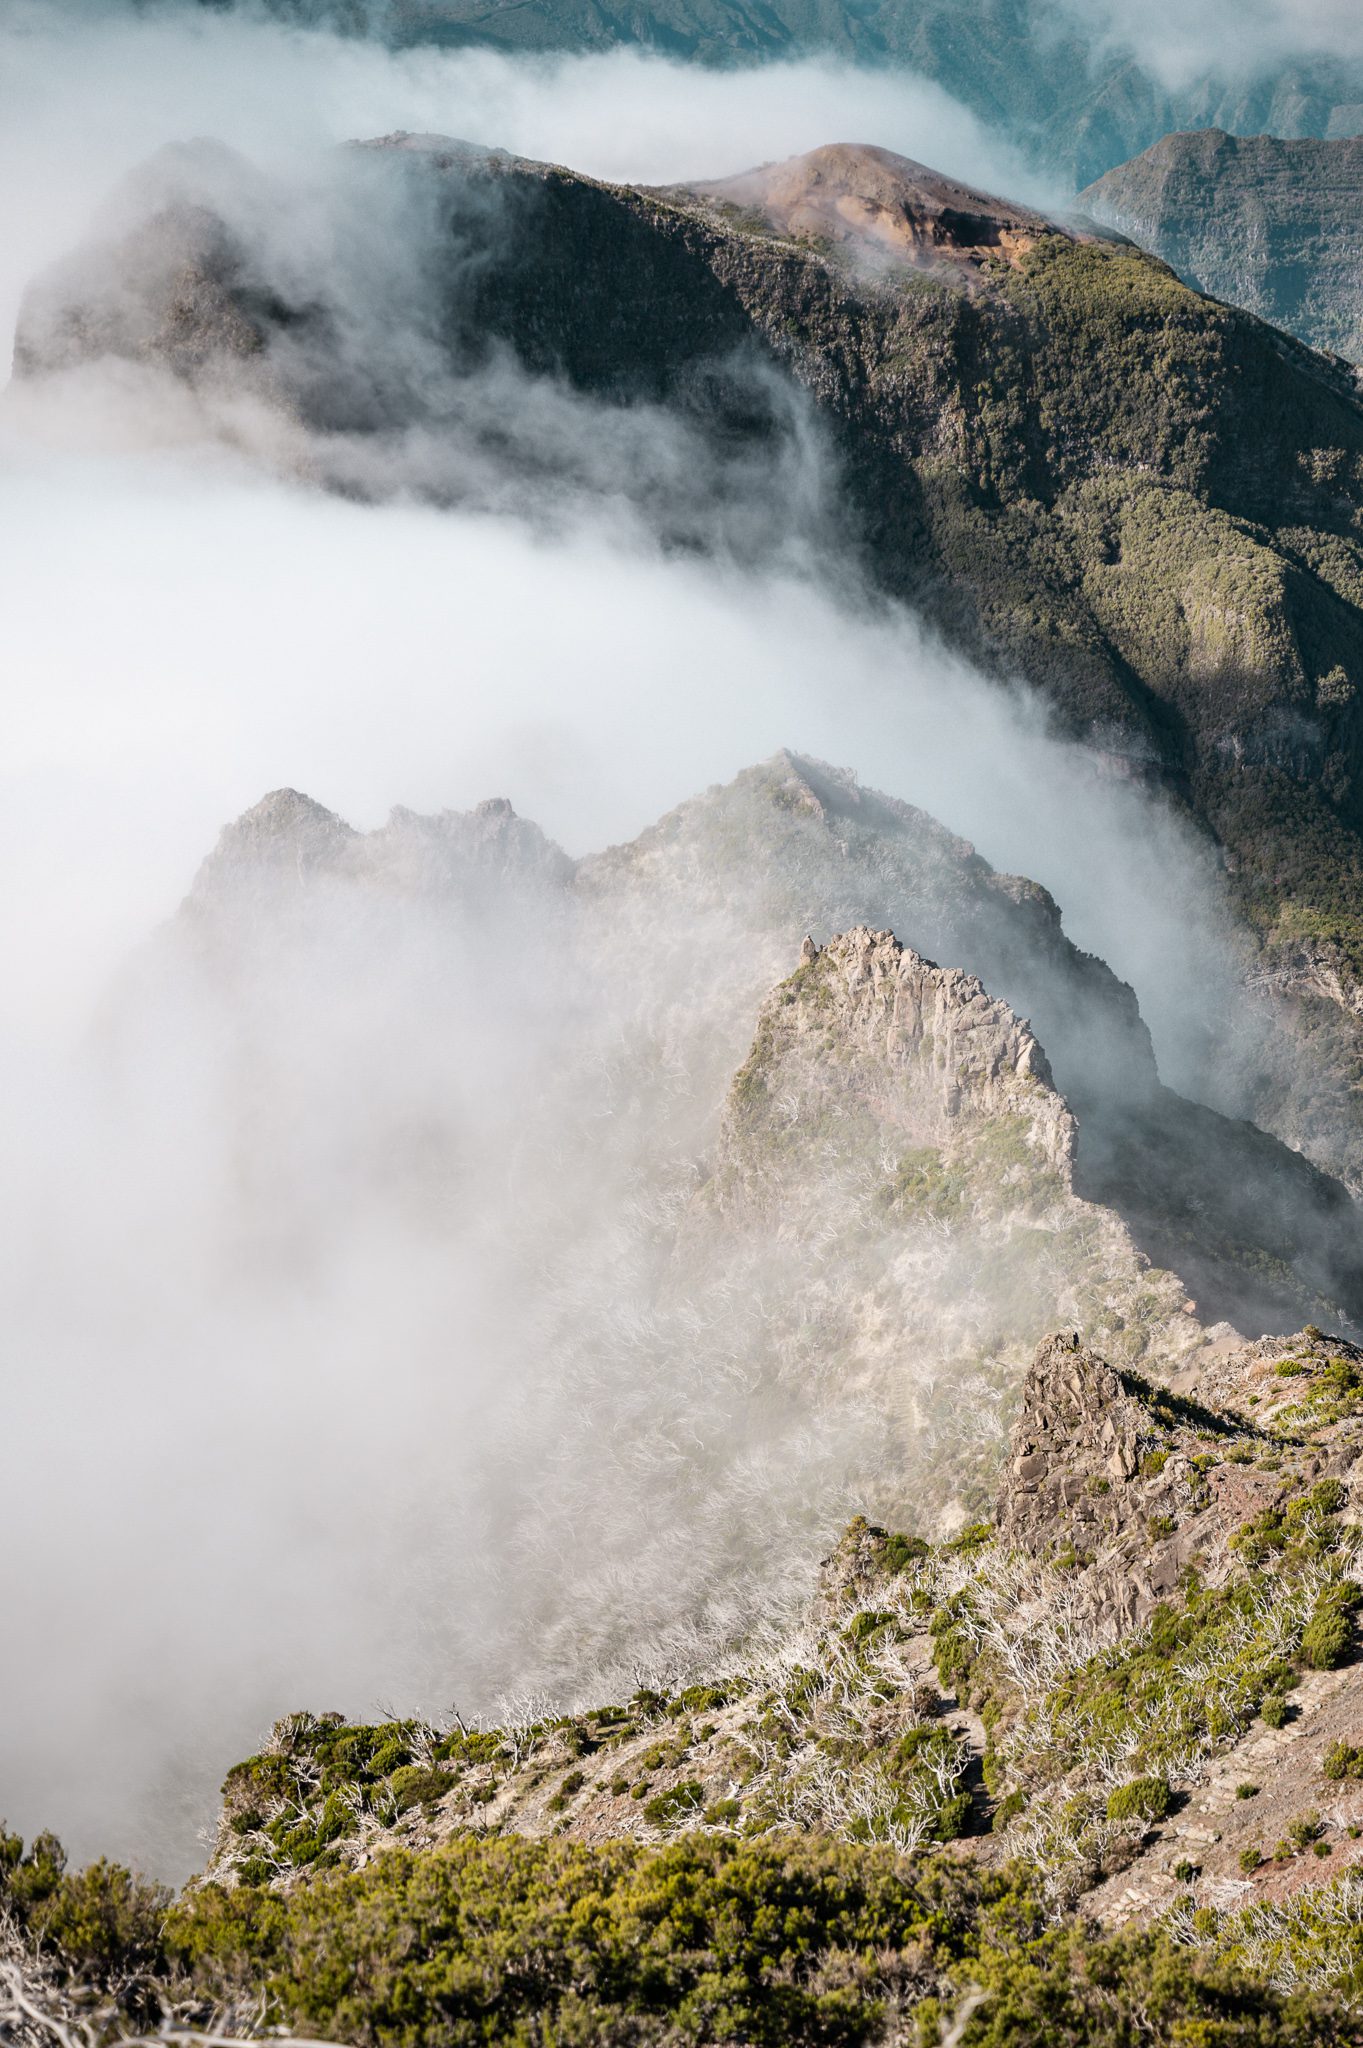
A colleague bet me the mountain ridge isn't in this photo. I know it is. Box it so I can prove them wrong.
[26,128,1363,1111]
[1077,129,1363,369]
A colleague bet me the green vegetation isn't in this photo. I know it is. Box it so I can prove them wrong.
[1302,1582,1363,1669]
[160,1834,1363,2047]
[1180,1866,1363,2008]
[8,1820,1360,2048]
[1104,1776,1172,1824]
[641,1780,704,1827]
[0,1826,168,2000]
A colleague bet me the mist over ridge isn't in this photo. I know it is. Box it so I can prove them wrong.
[109,0,1363,186]
[10,0,1363,1927]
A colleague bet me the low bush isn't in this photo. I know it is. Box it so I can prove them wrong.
[1105,1776,1172,1825]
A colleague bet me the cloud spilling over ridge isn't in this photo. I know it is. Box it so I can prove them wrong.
[0,0,1046,342]
[0,423,1253,1882]
[0,0,1290,1885]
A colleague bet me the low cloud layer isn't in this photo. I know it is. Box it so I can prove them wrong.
[0,0,1275,1882]
[0,1,1046,343]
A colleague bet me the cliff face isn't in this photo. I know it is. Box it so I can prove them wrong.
[671,926,1197,1525]
[23,133,1363,1187]
[1078,130,1363,368]
[718,927,1073,1181]
[173,753,1363,1341]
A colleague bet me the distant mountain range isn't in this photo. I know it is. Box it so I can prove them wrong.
[221,0,1363,184]
[1078,130,1363,367]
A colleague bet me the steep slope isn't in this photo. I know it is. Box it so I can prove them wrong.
[22,132,1363,1187]
[182,1314,1363,2027]
[169,752,1363,1339]
[1078,130,1363,366]
[663,926,1200,1525]
[579,756,1363,1330]
[15,1318,1363,2042]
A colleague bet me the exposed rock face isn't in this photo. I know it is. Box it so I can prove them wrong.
[164,754,1363,1341]
[719,927,1075,1184]
[687,144,1112,277]
[681,926,1205,1524]
[1078,130,1363,366]
[1001,1332,1147,1524]
[996,1319,1363,1628]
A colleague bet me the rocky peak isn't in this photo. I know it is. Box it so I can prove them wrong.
[685,143,1103,277]
[188,789,356,904]
[728,925,1073,1175]
[371,798,575,892]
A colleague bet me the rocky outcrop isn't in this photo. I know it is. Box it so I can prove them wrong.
[686,144,1115,277]
[720,927,1075,1181]
[999,1333,1149,1537]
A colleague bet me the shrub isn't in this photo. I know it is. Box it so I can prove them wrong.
[1105,1777,1171,1824]
[168,1835,992,2046]
[1262,1695,1290,1729]
[161,1825,1359,2047]
[1301,1597,1355,1671]
[1239,1847,1262,1873]
[991,1791,1026,1832]
[31,1858,169,1977]
[1323,1741,1363,1781]
[1288,1811,1324,1850]
[932,1792,974,1842]
[642,1782,704,1829]
[1236,1783,1260,1800]
[0,1830,169,1989]
[389,1765,451,1813]
[881,1531,930,1572]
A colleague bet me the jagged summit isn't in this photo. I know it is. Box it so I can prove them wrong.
[189,789,356,899]
[163,757,1363,1336]
[185,787,574,917]
[722,926,1072,1180]
[686,143,1108,273]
